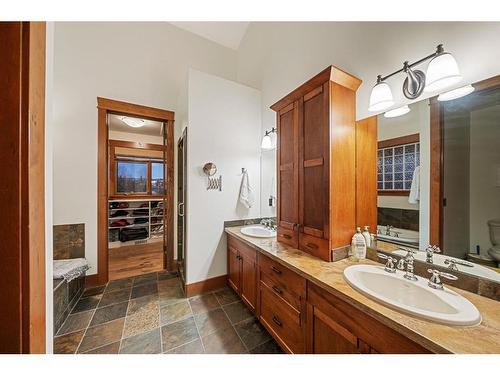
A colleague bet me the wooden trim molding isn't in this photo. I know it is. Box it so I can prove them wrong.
[378,190,410,196]
[185,275,227,298]
[0,22,46,354]
[97,97,174,122]
[271,65,361,111]
[97,97,175,286]
[378,133,420,149]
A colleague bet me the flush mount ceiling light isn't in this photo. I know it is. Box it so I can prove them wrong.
[384,105,411,118]
[437,84,475,101]
[369,44,463,111]
[120,116,145,128]
[261,127,277,150]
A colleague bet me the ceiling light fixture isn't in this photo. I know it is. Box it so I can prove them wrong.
[120,116,145,128]
[261,127,277,150]
[369,44,463,111]
[437,84,475,101]
[384,105,411,118]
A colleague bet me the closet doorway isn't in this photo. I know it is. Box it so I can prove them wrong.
[177,128,187,288]
[96,98,174,286]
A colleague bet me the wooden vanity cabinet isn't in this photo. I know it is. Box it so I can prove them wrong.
[306,282,430,354]
[257,253,306,354]
[271,66,362,262]
[227,236,257,312]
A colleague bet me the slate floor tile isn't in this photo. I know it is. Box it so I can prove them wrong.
[222,301,253,324]
[133,273,158,286]
[89,301,128,327]
[160,301,192,325]
[188,293,220,315]
[249,339,284,354]
[72,295,101,313]
[119,329,162,354]
[214,286,239,306]
[54,330,85,354]
[159,286,186,307]
[127,294,158,316]
[131,282,158,300]
[56,310,93,336]
[194,308,231,337]
[234,317,271,351]
[105,277,133,292]
[164,339,205,354]
[202,326,246,354]
[81,341,121,354]
[77,318,125,353]
[99,288,131,308]
[123,302,159,338]
[161,317,199,352]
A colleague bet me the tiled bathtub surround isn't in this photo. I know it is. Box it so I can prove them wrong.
[53,271,283,354]
[378,207,419,231]
[53,276,85,333]
[53,223,85,260]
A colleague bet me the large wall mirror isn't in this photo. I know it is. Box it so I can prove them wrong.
[370,76,500,285]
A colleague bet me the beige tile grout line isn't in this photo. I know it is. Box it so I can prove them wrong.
[186,294,206,354]
[117,286,133,353]
[219,298,250,353]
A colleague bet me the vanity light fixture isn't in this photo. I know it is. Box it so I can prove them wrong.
[369,44,463,111]
[120,116,145,128]
[437,84,475,101]
[261,127,277,150]
[384,105,411,118]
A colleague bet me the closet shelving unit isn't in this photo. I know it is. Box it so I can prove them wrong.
[108,198,164,249]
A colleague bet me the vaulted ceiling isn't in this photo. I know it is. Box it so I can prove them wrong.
[169,22,250,50]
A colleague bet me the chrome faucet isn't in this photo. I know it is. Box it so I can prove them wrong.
[427,269,458,290]
[444,258,474,271]
[260,218,276,230]
[377,253,397,273]
[425,245,441,264]
[397,248,418,281]
[385,225,394,235]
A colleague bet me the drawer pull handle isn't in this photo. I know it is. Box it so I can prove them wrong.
[306,242,318,249]
[272,315,282,327]
[282,234,292,240]
[271,266,282,275]
[272,285,283,295]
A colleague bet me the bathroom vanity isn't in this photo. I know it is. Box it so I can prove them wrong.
[226,227,500,354]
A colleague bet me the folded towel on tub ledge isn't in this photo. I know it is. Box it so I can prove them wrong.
[53,258,90,282]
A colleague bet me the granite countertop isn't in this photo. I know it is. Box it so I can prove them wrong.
[225,226,500,354]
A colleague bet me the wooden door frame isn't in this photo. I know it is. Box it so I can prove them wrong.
[0,22,46,353]
[96,97,175,286]
[429,74,500,248]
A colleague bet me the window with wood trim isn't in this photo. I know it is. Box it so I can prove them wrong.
[109,140,166,198]
[377,134,420,195]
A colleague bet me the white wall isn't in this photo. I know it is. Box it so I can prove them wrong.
[187,69,261,284]
[260,148,276,218]
[237,22,500,123]
[52,22,237,275]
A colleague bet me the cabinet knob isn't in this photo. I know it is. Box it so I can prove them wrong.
[306,242,318,249]
[282,234,292,240]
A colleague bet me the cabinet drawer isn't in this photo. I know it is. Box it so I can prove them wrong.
[259,254,306,298]
[277,226,298,247]
[299,233,331,262]
[260,272,301,312]
[260,281,304,353]
[227,235,257,262]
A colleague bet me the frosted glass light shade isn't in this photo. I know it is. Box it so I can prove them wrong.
[384,105,411,118]
[261,134,273,150]
[368,81,394,112]
[121,116,145,128]
[424,53,462,92]
[438,85,475,101]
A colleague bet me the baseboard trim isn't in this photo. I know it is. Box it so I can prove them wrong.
[84,274,101,289]
[185,275,227,297]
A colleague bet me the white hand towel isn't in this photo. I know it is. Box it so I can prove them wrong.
[53,258,90,282]
[408,166,420,204]
[239,171,255,209]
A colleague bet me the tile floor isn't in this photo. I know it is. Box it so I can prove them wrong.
[54,271,283,354]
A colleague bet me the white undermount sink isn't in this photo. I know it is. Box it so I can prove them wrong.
[343,264,481,326]
[240,225,276,238]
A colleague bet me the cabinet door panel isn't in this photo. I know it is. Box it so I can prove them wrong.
[240,255,256,311]
[299,84,329,242]
[277,103,299,247]
[227,246,240,293]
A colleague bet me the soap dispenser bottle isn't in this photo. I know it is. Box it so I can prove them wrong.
[362,226,371,247]
[351,227,367,260]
